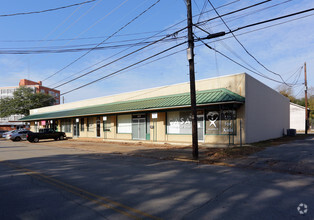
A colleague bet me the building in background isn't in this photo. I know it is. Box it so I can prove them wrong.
[19,79,60,104]
[289,102,312,132]
[0,79,60,131]
[20,73,290,145]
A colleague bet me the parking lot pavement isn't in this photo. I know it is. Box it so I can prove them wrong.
[227,136,314,176]
[0,139,313,219]
[2,136,314,176]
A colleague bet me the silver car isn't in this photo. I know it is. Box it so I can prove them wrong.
[2,130,17,139]
[0,130,8,138]
[6,130,31,141]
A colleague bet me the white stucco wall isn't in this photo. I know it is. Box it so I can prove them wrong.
[290,103,305,131]
[245,74,290,143]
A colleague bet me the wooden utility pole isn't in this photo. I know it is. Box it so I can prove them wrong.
[304,62,308,134]
[186,0,198,159]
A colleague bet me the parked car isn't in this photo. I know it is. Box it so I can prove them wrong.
[6,130,32,141]
[2,130,17,139]
[27,129,66,143]
[3,129,28,139]
[0,130,8,138]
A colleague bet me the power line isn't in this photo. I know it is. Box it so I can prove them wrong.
[0,36,184,50]
[59,0,131,48]
[0,0,97,17]
[231,7,314,33]
[196,34,294,85]
[0,0,239,43]
[195,23,270,79]
[53,28,187,89]
[205,12,314,44]
[49,0,104,43]
[42,0,161,82]
[48,33,186,88]
[52,2,314,89]
[199,0,293,29]
[0,36,186,54]
[47,0,264,86]
[285,66,303,85]
[60,6,313,95]
[207,0,289,86]
[195,0,272,26]
[60,41,186,95]
[53,9,313,89]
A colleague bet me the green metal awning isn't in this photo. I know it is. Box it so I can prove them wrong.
[19,88,244,121]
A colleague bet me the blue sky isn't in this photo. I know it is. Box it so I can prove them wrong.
[0,0,313,103]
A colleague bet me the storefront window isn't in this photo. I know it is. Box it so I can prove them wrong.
[205,111,220,135]
[117,114,132,133]
[61,119,71,133]
[87,117,94,132]
[81,118,84,131]
[103,117,111,132]
[220,110,236,135]
[167,111,192,134]
[205,109,236,135]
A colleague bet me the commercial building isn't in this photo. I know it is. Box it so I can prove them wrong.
[20,73,290,144]
[0,79,60,131]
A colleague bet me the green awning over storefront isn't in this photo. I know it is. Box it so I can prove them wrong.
[19,88,245,121]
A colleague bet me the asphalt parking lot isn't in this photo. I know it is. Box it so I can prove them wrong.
[0,138,313,219]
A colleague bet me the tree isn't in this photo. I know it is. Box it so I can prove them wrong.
[277,85,296,102]
[0,87,55,117]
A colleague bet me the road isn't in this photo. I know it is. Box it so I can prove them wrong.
[0,139,313,219]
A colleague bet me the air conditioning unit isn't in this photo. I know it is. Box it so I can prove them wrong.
[287,129,296,136]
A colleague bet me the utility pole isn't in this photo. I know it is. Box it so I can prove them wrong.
[304,62,308,134]
[186,0,198,159]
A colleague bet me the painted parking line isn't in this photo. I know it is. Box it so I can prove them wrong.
[0,161,161,220]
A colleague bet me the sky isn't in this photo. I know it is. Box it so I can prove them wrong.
[0,0,313,103]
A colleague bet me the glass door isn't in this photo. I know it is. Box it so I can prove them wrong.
[132,118,146,140]
[73,120,79,137]
[197,115,204,141]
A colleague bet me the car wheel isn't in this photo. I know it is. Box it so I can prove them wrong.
[59,135,64,140]
[15,137,21,141]
[54,137,59,141]
[33,137,39,143]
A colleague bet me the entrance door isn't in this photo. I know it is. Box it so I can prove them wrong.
[132,118,146,140]
[96,119,101,137]
[197,115,204,141]
[73,121,79,137]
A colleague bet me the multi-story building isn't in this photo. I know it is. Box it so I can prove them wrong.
[0,79,60,131]
[19,79,60,104]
